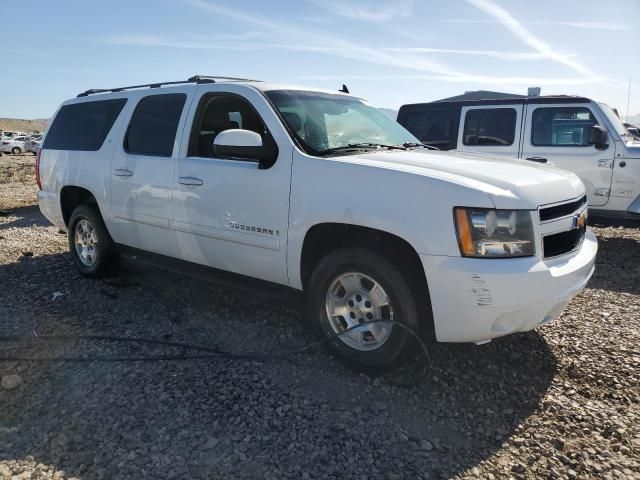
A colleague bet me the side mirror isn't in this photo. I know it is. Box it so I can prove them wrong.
[213,129,264,161]
[587,125,608,149]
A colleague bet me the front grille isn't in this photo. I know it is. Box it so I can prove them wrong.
[539,195,587,222]
[543,226,586,258]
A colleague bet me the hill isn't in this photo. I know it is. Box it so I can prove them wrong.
[0,118,49,134]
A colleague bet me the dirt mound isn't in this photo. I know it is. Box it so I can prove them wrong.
[0,118,49,134]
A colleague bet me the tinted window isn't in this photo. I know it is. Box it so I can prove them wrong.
[125,93,186,156]
[43,99,126,151]
[532,107,597,146]
[463,108,516,146]
[404,110,457,147]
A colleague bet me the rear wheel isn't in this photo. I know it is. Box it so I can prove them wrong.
[307,248,425,372]
[11,147,21,155]
[68,205,115,277]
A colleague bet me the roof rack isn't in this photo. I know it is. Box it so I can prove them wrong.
[76,75,262,97]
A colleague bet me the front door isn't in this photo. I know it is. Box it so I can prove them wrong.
[110,90,192,254]
[521,103,614,206]
[171,85,292,285]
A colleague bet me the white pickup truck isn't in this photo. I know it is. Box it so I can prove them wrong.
[398,96,640,219]
[37,76,597,370]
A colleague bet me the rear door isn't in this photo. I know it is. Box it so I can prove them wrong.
[110,89,194,255]
[457,105,523,157]
[521,103,614,206]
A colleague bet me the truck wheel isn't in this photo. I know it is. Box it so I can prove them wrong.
[68,205,115,277]
[11,147,21,155]
[307,248,423,372]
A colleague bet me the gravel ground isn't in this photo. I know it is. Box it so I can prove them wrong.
[0,159,639,479]
[0,154,38,211]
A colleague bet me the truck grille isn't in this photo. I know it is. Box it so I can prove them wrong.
[543,226,586,258]
[539,195,587,222]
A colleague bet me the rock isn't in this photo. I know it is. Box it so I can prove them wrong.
[419,440,434,451]
[202,437,220,450]
[0,465,10,480]
[1,374,22,390]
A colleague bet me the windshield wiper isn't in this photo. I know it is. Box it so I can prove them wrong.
[318,143,407,156]
[402,142,440,151]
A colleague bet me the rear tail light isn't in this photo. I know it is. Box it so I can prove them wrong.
[35,149,42,190]
[1,141,9,145]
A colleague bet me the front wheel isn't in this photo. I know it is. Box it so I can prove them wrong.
[307,248,426,372]
[68,205,116,277]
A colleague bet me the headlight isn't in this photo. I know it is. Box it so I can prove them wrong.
[454,207,535,258]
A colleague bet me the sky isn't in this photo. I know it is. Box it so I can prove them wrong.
[1,0,639,120]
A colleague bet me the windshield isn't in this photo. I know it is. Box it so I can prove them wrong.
[265,90,418,155]
[598,102,629,138]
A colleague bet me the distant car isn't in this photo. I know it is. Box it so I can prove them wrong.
[0,131,28,140]
[27,135,42,154]
[0,136,28,154]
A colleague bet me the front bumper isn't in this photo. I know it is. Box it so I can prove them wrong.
[420,229,597,343]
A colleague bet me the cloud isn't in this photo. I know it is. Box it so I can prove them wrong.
[465,0,597,78]
[105,34,261,51]
[116,0,614,91]
[294,73,605,86]
[182,0,459,77]
[441,19,630,31]
[306,0,414,22]
[382,47,575,61]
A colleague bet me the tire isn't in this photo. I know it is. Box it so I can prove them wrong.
[11,147,21,155]
[307,248,427,372]
[68,204,116,277]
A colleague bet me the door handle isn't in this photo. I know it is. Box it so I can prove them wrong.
[525,157,547,163]
[178,176,204,186]
[114,168,133,177]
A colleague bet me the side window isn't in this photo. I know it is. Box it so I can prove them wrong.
[43,98,127,151]
[125,93,186,157]
[404,110,457,147]
[532,107,597,146]
[188,93,268,159]
[463,108,516,146]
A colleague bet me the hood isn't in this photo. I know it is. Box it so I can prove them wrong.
[333,150,585,210]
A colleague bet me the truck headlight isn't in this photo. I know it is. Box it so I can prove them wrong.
[454,207,535,258]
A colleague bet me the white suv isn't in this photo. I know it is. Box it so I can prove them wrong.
[37,75,597,370]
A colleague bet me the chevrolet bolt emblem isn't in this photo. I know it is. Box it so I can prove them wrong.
[573,210,587,229]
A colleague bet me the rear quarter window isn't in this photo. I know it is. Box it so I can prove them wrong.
[43,98,127,151]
